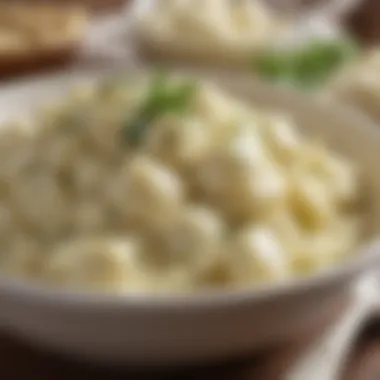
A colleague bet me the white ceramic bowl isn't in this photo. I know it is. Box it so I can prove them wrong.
[0,68,379,367]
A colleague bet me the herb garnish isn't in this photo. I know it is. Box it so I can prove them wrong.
[252,39,359,90]
[122,71,197,147]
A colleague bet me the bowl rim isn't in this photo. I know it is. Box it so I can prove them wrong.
[0,67,380,311]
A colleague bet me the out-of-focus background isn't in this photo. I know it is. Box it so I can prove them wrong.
[0,0,379,78]
[13,0,379,38]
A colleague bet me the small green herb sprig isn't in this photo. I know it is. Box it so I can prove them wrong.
[122,71,197,147]
[252,39,360,90]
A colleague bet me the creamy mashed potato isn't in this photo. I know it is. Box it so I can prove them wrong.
[0,73,361,293]
[135,0,289,66]
[328,50,380,121]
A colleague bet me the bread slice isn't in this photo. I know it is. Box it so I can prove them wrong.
[0,4,88,77]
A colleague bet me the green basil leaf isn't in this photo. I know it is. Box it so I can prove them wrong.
[122,71,197,147]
